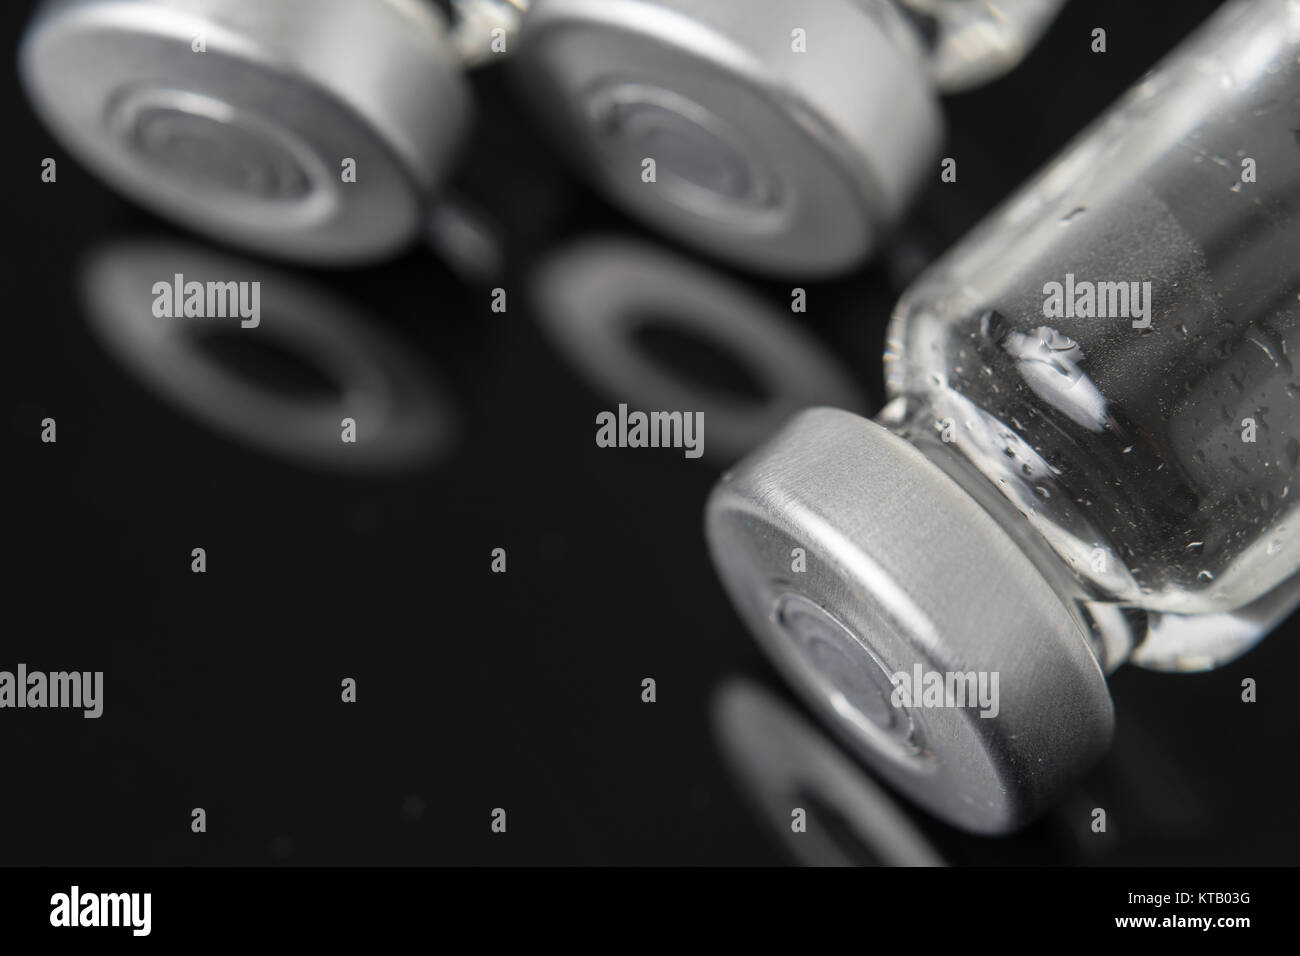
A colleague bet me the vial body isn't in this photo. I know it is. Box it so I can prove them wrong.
[883,0,1300,671]
[706,0,1300,833]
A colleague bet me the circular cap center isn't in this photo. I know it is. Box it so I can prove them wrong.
[109,88,312,201]
[588,82,779,215]
[772,592,923,757]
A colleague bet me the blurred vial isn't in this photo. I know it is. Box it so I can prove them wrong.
[706,0,1300,833]
[512,0,1064,276]
[896,0,1066,93]
[18,0,527,264]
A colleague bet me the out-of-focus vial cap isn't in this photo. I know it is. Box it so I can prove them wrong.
[449,0,529,65]
[19,0,471,264]
[896,0,1067,93]
[706,408,1115,834]
[512,0,944,277]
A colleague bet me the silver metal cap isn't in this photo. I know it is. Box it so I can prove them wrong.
[705,407,1114,834]
[20,0,471,264]
[514,0,942,276]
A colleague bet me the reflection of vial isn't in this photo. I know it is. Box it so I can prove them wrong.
[706,0,1300,834]
[513,0,1062,276]
[895,0,1066,93]
[713,680,944,867]
[529,237,866,462]
[80,239,456,472]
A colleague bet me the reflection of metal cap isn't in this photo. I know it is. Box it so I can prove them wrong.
[705,407,1113,834]
[81,238,455,470]
[713,679,944,866]
[514,0,942,276]
[20,0,471,264]
[530,237,866,462]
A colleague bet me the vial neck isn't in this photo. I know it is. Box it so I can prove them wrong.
[876,395,1137,672]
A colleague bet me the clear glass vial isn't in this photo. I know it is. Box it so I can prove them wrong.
[707,0,1300,833]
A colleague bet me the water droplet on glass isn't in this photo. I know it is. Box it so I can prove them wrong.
[979,310,1007,342]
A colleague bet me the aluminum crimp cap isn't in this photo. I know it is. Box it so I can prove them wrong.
[706,407,1115,834]
[20,0,471,264]
[513,0,942,276]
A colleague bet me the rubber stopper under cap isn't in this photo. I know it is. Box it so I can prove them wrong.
[705,407,1114,834]
[19,0,470,264]
[514,0,942,277]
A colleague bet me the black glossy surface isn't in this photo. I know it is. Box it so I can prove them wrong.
[4,0,1296,865]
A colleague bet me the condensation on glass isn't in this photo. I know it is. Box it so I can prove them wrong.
[882,0,1300,671]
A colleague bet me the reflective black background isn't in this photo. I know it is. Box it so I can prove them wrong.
[5,0,1297,865]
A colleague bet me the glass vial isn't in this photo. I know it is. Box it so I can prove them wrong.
[707,0,1300,833]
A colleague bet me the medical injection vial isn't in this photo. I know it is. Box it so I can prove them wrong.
[18,0,481,264]
[707,0,1300,833]
[512,0,1064,277]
